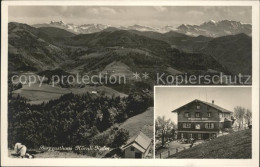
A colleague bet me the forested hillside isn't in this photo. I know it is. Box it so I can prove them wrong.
[8,91,153,150]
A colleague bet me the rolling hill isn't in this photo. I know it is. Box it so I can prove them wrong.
[200,33,252,75]
[8,22,252,78]
[8,22,69,72]
[169,129,252,159]
[60,29,231,75]
[119,107,154,139]
[130,30,212,52]
[37,27,75,38]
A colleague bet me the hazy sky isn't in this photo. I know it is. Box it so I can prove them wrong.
[8,6,252,27]
[155,87,252,123]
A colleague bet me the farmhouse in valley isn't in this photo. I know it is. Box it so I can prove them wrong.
[122,131,152,158]
[172,99,235,140]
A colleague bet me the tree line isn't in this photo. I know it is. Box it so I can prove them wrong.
[234,106,252,129]
[8,91,153,152]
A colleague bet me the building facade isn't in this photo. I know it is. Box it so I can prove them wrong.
[122,131,151,158]
[172,99,235,140]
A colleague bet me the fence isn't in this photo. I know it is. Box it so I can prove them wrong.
[156,141,205,159]
[156,145,190,159]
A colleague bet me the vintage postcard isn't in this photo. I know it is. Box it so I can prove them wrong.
[1,0,259,166]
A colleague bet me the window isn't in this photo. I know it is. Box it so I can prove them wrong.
[131,147,134,151]
[183,123,191,128]
[195,123,201,129]
[195,112,201,118]
[196,105,200,109]
[223,113,230,118]
[198,133,202,140]
[184,112,190,118]
[207,112,212,118]
[205,123,214,129]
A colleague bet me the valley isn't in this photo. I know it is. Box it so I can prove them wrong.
[8,21,252,79]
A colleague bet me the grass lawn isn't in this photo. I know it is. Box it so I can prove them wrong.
[119,107,154,139]
[13,83,127,104]
[156,141,190,155]
[169,129,252,159]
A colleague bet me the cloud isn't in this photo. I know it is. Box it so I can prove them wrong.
[99,7,117,14]
[8,6,252,26]
[85,7,118,15]
[186,10,204,17]
[153,6,167,12]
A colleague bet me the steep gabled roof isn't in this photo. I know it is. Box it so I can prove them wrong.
[122,131,151,152]
[172,99,233,113]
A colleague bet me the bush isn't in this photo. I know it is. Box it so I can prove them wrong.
[111,128,129,148]
[223,128,234,133]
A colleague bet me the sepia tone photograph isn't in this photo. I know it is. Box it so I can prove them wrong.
[155,87,252,159]
[6,5,252,159]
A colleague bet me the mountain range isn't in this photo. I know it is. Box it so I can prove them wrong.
[33,20,251,37]
[8,21,252,80]
[177,20,252,37]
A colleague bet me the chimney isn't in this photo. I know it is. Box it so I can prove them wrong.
[212,100,214,104]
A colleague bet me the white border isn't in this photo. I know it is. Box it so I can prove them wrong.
[1,1,259,166]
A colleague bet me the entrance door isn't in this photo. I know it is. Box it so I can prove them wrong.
[135,152,142,158]
[204,133,209,139]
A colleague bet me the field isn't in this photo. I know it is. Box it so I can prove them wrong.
[12,83,127,104]
[119,107,154,138]
[169,129,252,159]
[101,61,134,79]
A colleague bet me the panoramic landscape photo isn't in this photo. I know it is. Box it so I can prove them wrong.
[7,6,252,158]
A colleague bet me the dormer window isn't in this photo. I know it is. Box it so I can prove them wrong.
[207,112,211,118]
[184,112,190,118]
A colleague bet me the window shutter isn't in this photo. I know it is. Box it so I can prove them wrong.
[205,123,208,128]
[212,123,214,128]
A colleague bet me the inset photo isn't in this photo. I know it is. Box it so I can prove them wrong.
[155,87,252,159]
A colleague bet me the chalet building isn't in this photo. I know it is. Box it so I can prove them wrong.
[172,99,235,140]
[122,131,152,158]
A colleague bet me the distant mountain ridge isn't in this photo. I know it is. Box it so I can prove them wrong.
[177,20,251,37]
[8,22,252,77]
[32,20,251,37]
